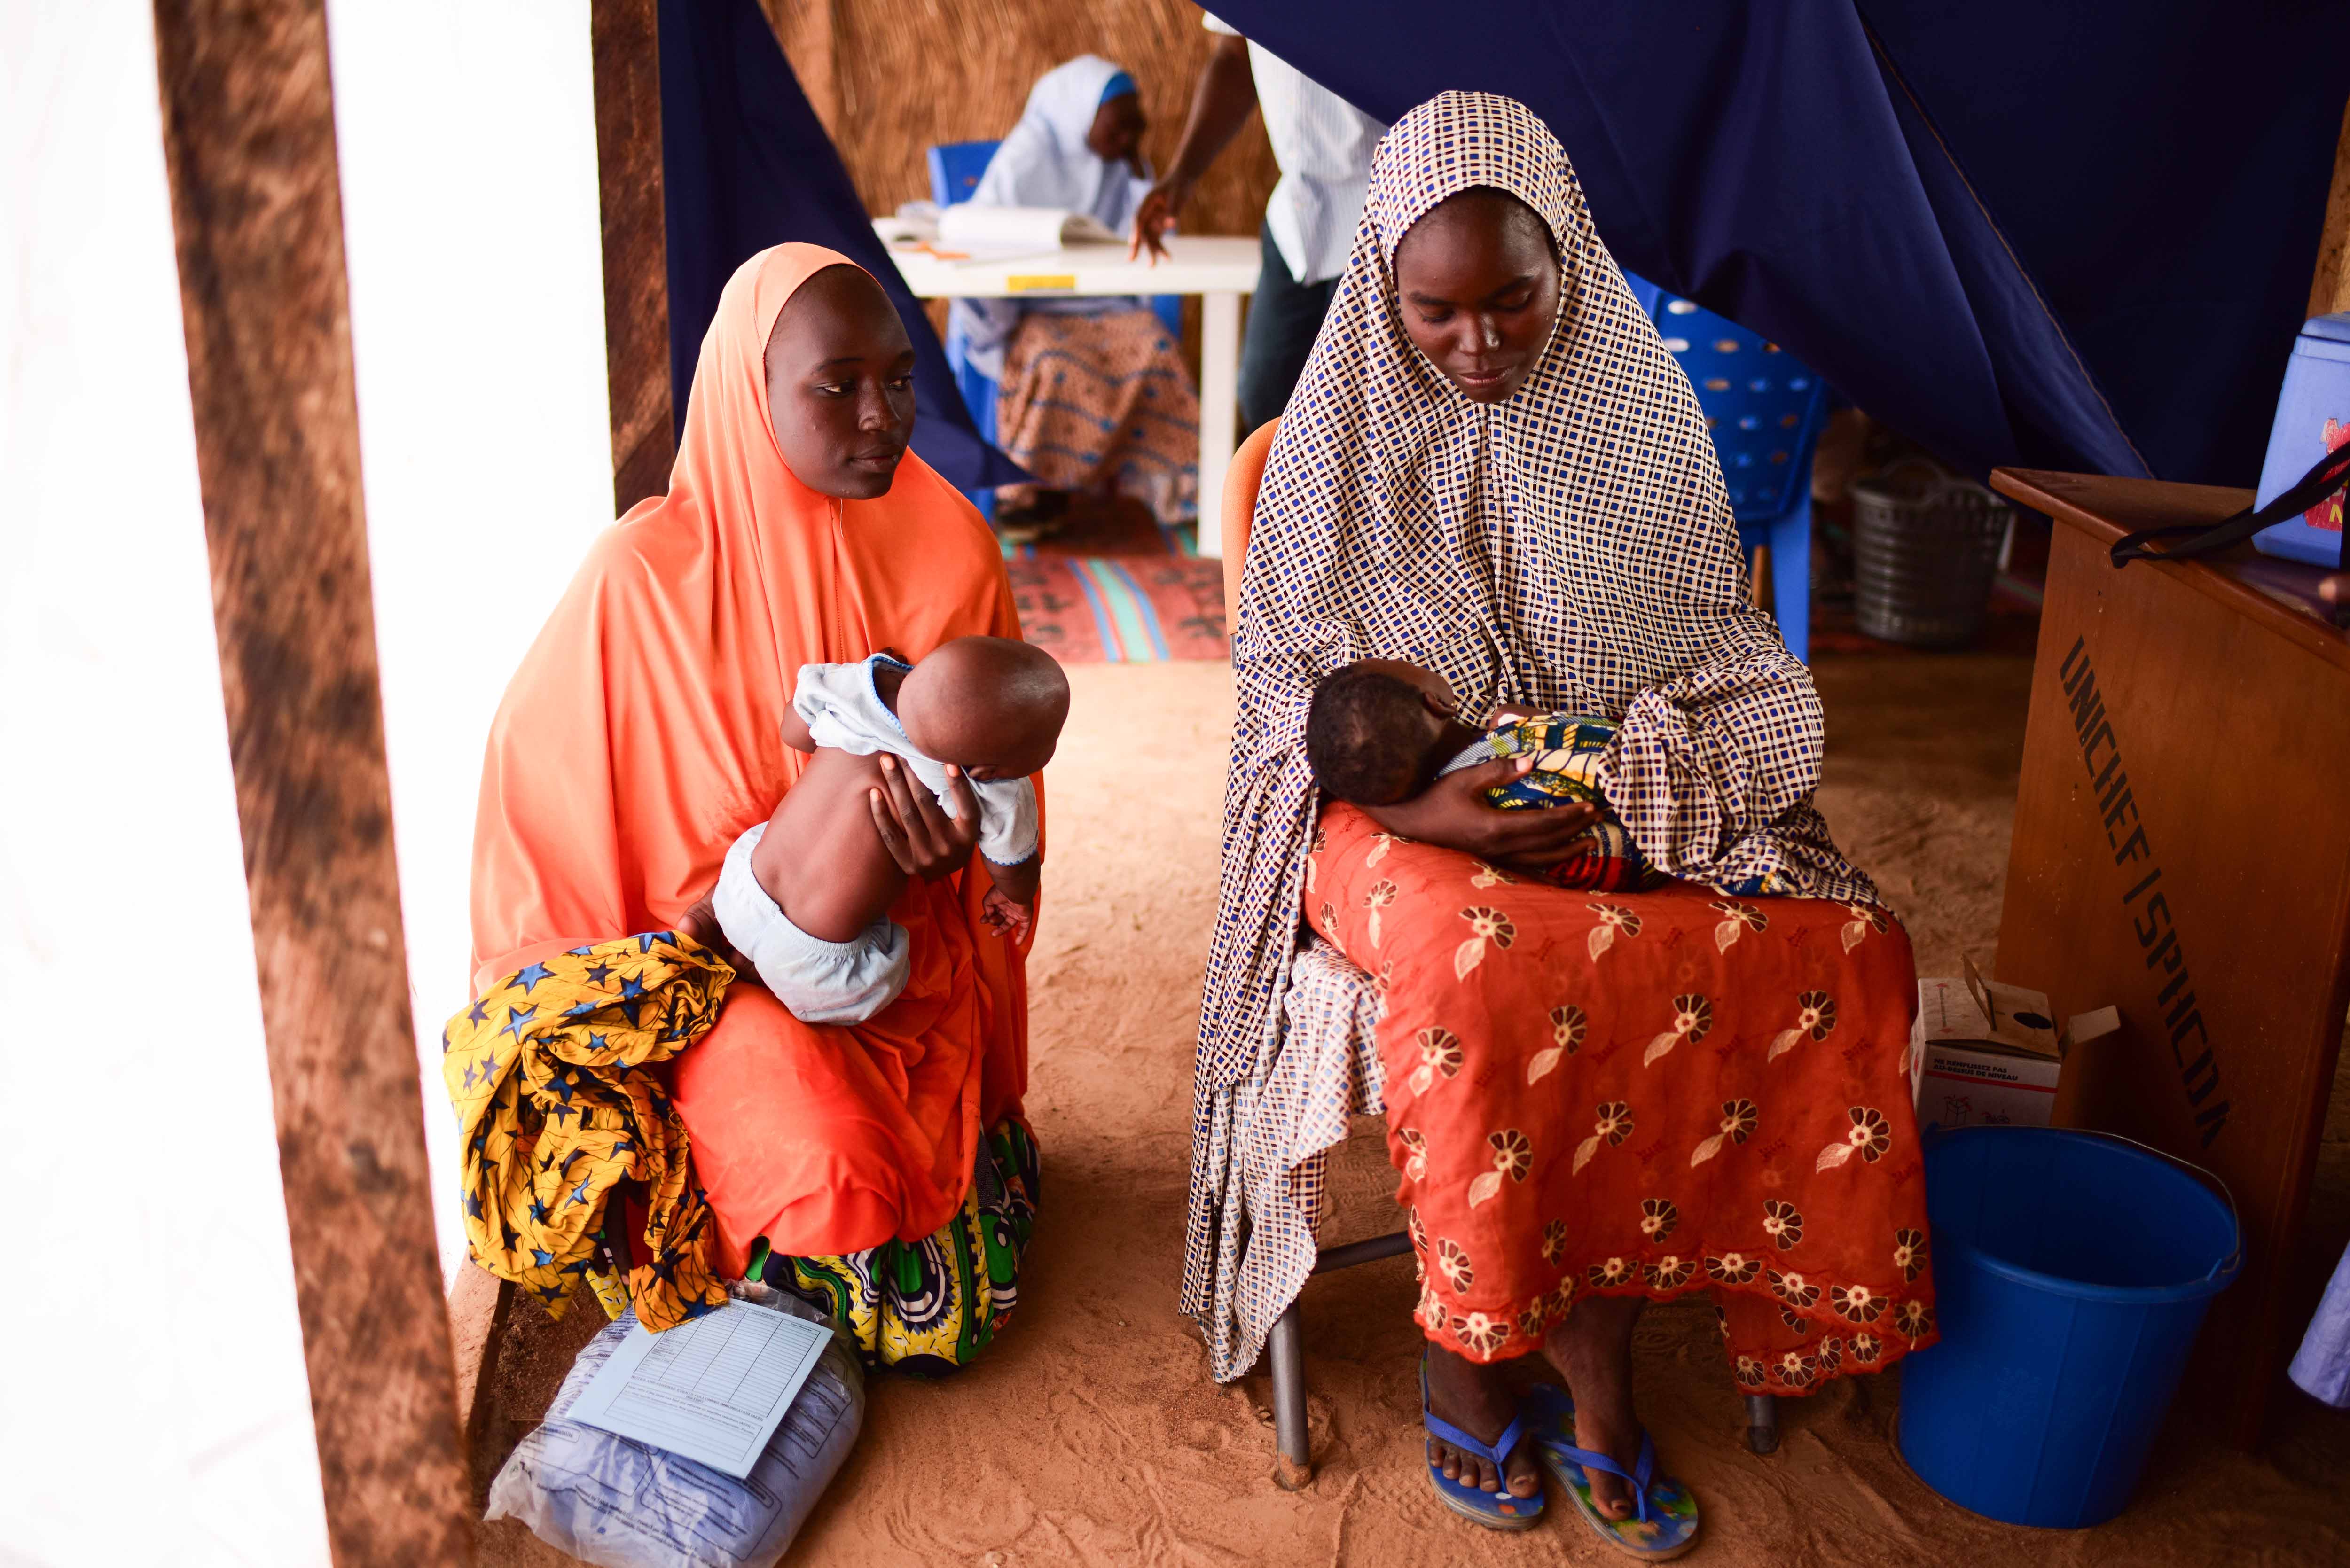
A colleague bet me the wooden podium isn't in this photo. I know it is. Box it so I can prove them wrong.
[1991,469,2350,1445]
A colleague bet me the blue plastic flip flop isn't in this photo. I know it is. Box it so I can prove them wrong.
[1418,1354,1543,1530]
[1525,1383,1700,1560]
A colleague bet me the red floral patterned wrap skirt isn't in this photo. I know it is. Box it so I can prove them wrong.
[1307,803,1938,1397]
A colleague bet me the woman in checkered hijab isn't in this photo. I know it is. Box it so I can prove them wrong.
[1189,92,1928,1551]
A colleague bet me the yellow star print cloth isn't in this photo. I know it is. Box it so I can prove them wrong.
[442,930,735,1330]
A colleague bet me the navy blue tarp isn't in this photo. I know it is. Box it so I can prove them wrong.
[1205,0,2347,486]
[658,0,1028,491]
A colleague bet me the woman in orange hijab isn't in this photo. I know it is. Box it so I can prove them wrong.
[470,244,1040,1371]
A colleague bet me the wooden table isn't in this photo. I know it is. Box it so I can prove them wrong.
[1991,468,2350,1445]
[872,223,1259,552]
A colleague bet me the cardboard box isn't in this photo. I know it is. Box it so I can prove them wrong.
[1909,960,2118,1135]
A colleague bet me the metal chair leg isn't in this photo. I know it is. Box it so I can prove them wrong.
[1269,1302,1312,1488]
[1744,1392,1780,1455]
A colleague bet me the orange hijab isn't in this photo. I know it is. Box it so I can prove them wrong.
[469,243,1030,1123]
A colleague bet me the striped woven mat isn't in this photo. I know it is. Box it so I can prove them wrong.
[1006,554,1228,663]
[995,499,1229,663]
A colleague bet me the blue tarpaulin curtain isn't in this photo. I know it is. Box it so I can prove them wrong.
[1200,0,2346,485]
[658,0,1030,491]
[656,0,2345,486]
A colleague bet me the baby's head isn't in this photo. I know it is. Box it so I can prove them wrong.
[895,636,1070,780]
[1305,659,1464,806]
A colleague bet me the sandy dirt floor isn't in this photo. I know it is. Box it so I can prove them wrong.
[478,653,2350,1568]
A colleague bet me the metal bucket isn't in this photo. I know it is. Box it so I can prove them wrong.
[1849,466,2014,648]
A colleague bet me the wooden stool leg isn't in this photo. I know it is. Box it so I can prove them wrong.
[1269,1302,1312,1489]
[448,1267,514,1496]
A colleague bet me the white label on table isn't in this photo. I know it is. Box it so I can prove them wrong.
[564,1299,832,1479]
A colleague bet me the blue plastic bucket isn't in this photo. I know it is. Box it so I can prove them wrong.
[1897,1128,2240,1529]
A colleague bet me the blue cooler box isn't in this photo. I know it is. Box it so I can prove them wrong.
[2253,312,2350,566]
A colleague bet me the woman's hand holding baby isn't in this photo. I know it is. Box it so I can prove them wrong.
[868,758,1033,938]
[868,755,981,880]
[1363,757,1600,869]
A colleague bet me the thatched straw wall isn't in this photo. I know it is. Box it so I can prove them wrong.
[764,0,1278,234]
[760,0,1283,351]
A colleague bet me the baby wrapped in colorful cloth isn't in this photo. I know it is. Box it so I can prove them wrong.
[1304,658,1663,892]
[709,635,1068,1024]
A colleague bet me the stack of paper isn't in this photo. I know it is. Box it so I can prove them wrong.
[565,1298,835,1478]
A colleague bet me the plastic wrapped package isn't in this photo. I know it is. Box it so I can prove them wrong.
[2291,1240,2350,1407]
[486,1281,864,1568]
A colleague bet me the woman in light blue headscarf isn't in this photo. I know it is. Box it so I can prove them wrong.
[950,56,1200,536]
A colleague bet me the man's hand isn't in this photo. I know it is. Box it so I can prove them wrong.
[1127,31,1255,263]
[1129,176,1193,263]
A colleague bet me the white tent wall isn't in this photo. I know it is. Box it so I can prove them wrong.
[0,2,610,1562]
[326,0,614,1285]
[0,7,334,1564]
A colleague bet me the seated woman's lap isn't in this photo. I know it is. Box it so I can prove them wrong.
[995,309,1198,526]
[1307,801,1937,1395]
[670,875,990,1273]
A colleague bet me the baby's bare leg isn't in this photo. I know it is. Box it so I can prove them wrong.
[749,749,911,942]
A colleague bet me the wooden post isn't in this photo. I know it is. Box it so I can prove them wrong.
[592,0,675,514]
[148,1,474,1560]
[2309,97,2350,320]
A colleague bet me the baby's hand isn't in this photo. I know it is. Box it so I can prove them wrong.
[981,886,1034,941]
[676,892,738,965]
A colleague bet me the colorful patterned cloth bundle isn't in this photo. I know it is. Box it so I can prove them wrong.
[1458,713,1664,892]
[443,931,736,1331]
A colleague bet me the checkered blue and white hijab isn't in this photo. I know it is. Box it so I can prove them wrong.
[1182,91,1877,1316]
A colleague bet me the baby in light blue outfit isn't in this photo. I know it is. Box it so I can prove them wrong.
[713,638,1066,1025]
[794,655,1041,871]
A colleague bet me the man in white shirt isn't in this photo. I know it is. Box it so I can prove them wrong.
[1130,14,1385,434]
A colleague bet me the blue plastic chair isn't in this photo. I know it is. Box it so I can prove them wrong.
[1623,272,1827,664]
[928,140,1183,514]
[928,142,1010,506]
[926,139,997,210]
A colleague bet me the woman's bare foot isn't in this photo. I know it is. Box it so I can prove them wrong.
[1422,1344,1543,1499]
[1542,1296,1645,1520]
[994,485,1073,540]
